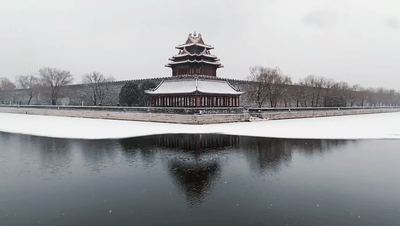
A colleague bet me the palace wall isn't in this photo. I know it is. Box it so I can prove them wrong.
[3,77,393,108]
[1,77,256,107]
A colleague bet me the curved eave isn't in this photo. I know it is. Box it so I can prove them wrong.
[165,64,224,68]
[170,53,218,59]
[165,60,223,66]
[169,60,221,64]
[198,91,244,95]
[176,43,214,49]
[145,90,243,95]
[145,79,243,95]
[145,90,198,95]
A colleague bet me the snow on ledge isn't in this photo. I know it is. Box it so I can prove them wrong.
[0,112,399,140]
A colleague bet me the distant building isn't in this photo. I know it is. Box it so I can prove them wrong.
[146,32,243,107]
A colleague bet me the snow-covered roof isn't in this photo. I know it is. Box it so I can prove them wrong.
[166,59,223,66]
[171,48,217,59]
[170,53,217,59]
[176,32,214,50]
[176,43,214,49]
[197,79,243,94]
[145,78,244,95]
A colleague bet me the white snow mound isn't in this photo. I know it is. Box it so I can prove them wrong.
[0,112,399,140]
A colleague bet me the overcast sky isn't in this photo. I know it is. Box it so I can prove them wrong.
[1,0,399,89]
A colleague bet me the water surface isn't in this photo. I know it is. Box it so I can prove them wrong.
[1,132,399,225]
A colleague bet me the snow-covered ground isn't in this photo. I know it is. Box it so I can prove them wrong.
[0,112,399,140]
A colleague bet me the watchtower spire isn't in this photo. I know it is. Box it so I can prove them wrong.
[166,33,223,77]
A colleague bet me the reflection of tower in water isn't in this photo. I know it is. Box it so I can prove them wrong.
[168,159,220,206]
[154,134,239,152]
[154,134,239,206]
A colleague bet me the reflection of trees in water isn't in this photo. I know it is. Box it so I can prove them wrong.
[78,139,120,172]
[3,133,73,177]
[0,132,15,147]
[238,137,355,175]
[119,136,158,166]
[78,140,119,160]
[286,139,355,156]
[31,136,73,178]
[0,132,25,154]
[239,137,292,175]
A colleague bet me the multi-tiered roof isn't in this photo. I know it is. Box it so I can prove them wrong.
[145,32,243,108]
[166,32,223,77]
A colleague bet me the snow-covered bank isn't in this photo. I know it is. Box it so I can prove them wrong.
[1,112,399,140]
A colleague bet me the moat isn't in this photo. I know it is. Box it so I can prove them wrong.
[1,132,399,225]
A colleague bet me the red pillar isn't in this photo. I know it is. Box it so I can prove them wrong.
[196,96,200,107]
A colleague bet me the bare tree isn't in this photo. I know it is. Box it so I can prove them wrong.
[386,89,397,106]
[0,77,16,104]
[247,66,273,107]
[247,66,292,108]
[268,71,292,107]
[300,75,327,107]
[295,80,310,107]
[82,71,114,106]
[38,67,74,105]
[299,75,315,106]
[16,75,40,105]
[338,82,350,106]
[321,78,335,106]
[290,85,301,107]
[356,86,367,107]
[374,87,393,106]
[348,84,362,106]
[282,84,295,107]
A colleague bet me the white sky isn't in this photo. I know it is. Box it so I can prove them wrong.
[0,0,399,90]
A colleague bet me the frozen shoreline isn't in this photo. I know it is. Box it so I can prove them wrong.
[1,112,399,140]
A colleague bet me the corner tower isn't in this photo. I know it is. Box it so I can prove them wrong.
[166,32,223,77]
